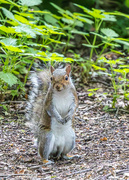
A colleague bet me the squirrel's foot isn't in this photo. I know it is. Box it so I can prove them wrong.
[62,154,80,160]
[42,159,54,165]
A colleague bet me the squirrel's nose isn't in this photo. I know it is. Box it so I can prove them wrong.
[56,85,60,91]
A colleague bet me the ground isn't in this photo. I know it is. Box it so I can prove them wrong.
[0,81,129,180]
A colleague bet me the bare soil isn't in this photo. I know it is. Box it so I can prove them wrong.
[0,82,129,180]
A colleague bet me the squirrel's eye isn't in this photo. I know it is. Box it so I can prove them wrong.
[65,76,68,81]
[50,77,53,81]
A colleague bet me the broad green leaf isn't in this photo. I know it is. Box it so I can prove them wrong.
[19,0,42,6]
[111,50,125,55]
[62,18,74,24]
[28,10,50,14]
[14,25,37,38]
[101,28,119,37]
[0,0,10,4]
[37,51,47,56]
[89,9,105,19]
[4,45,23,52]
[0,37,17,46]
[2,7,15,20]
[88,92,94,96]
[104,12,129,19]
[50,3,65,13]
[102,14,116,22]
[74,20,84,27]
[48,38,65,44]
[26,42,48,48]
[125,0,129,8]
[6,20,19,26]
[64,57,74,62]
[14,11,34,18]
[0,0,20,7]
[74,4,105,19]
[114,39,129,46]
[88,88,100,92]
[4,0,21,7]
[104,59,121,64]
[0,26,16,33]
[90,32,105,39]
[114,69,129,74]
[119,65,129,68]
[83,44,99,48]
[44,14,58,26]
[102,41,120,47]
[75,16,93,24]
[71,30,89,36]
[0,72,18,86]
[14,14,29,24]
[92,65,106,71]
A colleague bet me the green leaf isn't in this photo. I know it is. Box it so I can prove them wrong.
[0,38,17,46]
[14,25,38,38]
[28,10,50,14]
[0,72,18,86]
[102,14,116,22]
[74,4,105,19]
[125,0,129,8]
[50,3,64,13]
[19,0,42,6]
[0,0,10,4]
[88,92,94,96]
[104,59,121,65]
[88,88,100,92]
[92,65,106,71]
[0,26,16,33]
[0,0,20,7]
[75,15,93,24]
[14,14,29,24]
[82,44,99,48]
[114,69,129,74]
[44,14,58,26]
[114,39,129,46]
[14,11,34,18]
[101,28,119,38]
[4,46,23,52]
[2,7,15,20]
[71,30,89,36]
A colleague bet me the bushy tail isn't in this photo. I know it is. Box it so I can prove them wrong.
[26,70,50,136]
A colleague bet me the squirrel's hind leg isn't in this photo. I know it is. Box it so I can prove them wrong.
[38,131,55,164]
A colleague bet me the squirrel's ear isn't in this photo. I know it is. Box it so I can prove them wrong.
[66,65,71,76]
[50,66,55,74]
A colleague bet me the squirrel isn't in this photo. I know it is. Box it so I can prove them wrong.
[26,64,78,164]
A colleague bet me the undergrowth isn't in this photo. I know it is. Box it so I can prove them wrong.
[0,0,129,110]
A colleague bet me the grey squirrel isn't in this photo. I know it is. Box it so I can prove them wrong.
[26,64,78,164]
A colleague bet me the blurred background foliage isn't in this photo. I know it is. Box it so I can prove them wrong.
[0,0,129,109]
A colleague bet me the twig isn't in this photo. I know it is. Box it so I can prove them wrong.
[1,101,26,104]
[63,169,91,177]
[116,169,129,175]
[0,174,31,177]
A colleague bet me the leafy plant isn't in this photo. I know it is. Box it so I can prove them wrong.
[0,0,73,101]
[93,57,129,108]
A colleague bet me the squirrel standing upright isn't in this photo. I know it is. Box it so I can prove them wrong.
[26,64,78,164]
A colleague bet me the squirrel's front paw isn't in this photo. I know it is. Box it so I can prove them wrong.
[63,115,71,123]
[57,117,65,124]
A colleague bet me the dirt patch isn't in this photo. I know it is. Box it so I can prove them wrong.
[0,83,129,179]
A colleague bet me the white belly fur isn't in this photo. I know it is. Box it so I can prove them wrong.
[51,118,75,156]
[50,90,75,156]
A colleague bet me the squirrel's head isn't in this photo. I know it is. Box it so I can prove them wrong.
[50,65,71,92]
